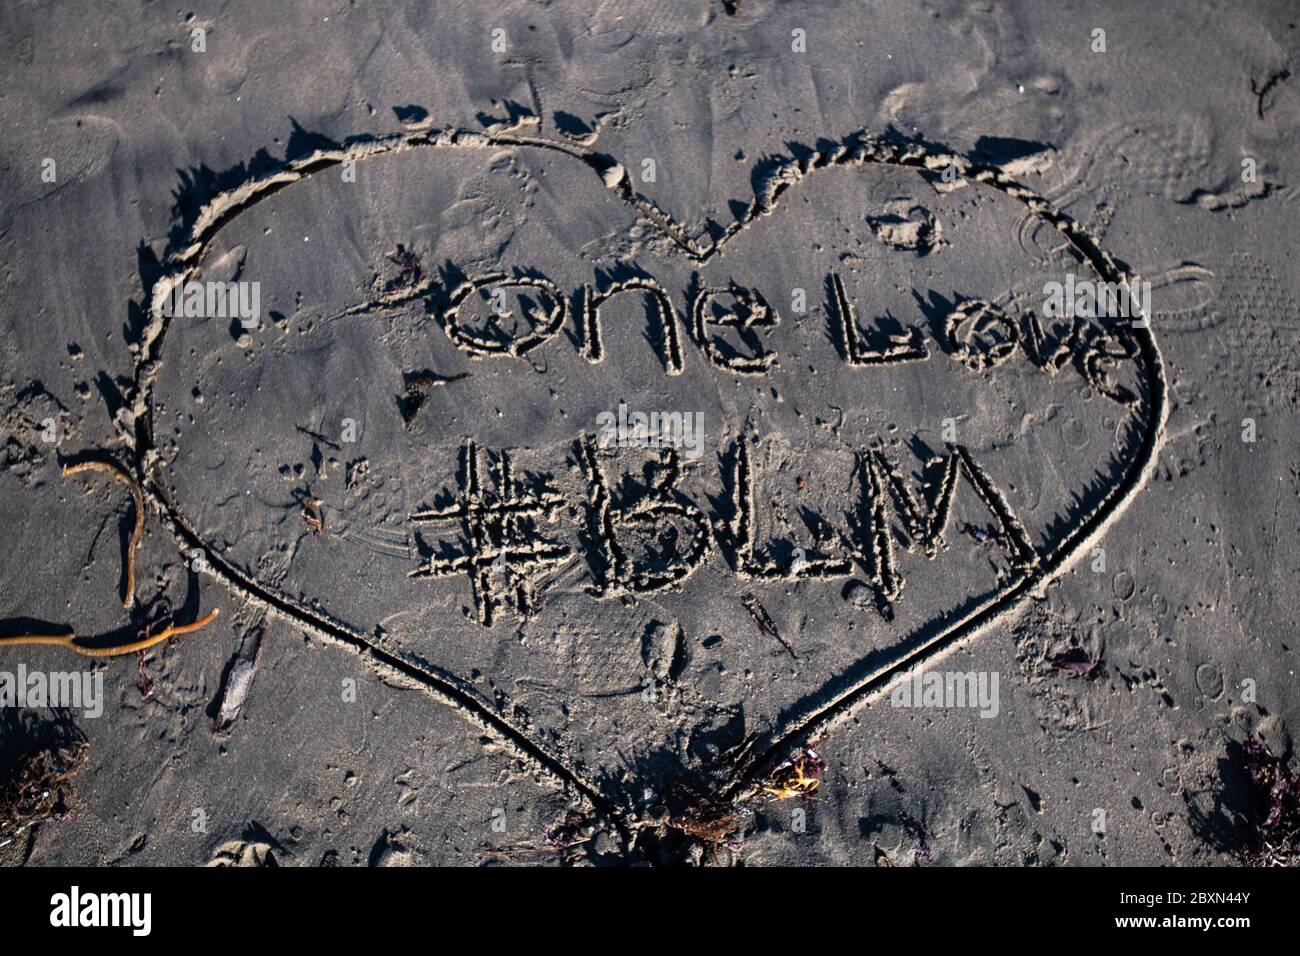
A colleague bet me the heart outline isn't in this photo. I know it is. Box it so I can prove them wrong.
[125,122,1168,820]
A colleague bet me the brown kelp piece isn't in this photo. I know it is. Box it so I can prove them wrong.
[0,609,220,659]
[62,459,144,608]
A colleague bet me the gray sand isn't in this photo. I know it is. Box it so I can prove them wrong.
[1,0,1297,865]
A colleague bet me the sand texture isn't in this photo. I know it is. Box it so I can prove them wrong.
[1,0,1297,866]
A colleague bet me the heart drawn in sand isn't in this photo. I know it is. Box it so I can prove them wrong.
[132,121,1166,816]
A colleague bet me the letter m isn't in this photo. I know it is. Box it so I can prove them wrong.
[854,445,1039,614]
[101,894,130,927]
[207,282,239,318]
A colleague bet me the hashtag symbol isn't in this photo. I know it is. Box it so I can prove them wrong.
[409,440,568,626]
